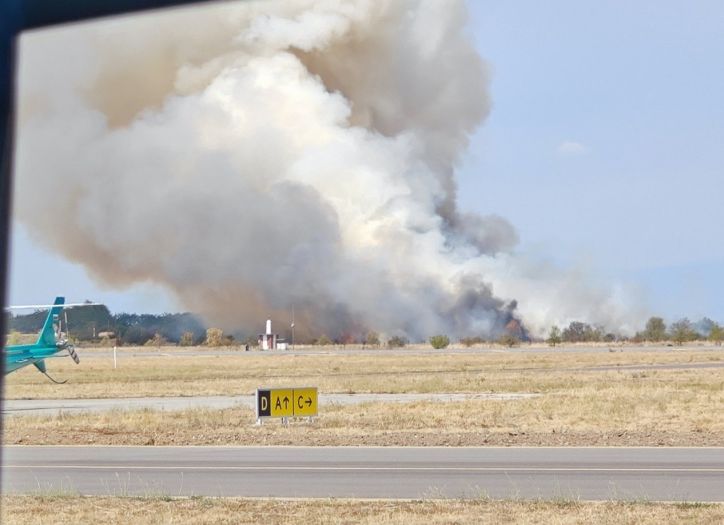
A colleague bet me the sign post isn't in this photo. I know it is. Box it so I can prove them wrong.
[256,387,318,424]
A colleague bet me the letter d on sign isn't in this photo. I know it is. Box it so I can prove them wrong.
[257,389,271,418]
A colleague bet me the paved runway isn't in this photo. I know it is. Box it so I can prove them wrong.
[83,344,724,358]
[2,392,538,416]
[3,446,723,501]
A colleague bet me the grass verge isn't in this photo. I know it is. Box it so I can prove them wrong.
[2,495,723,525]
[5,373,723,446]
[4,348,722,446]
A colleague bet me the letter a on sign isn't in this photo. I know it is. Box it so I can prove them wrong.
[270,389,294,417]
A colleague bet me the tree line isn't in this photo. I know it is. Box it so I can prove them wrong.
[5,306,723,348]
[6,305,207,346]
[545,317,723,347]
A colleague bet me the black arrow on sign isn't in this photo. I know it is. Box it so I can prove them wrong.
[305,397,312,407]
[283,396,290,409]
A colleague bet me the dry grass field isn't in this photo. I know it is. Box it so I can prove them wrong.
[2,495,723,524]
[4,347,723,446]
[4,346,723,399]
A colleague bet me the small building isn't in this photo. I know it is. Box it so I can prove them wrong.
[258,319,278,350]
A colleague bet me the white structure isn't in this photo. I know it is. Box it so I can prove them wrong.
[258,319,278,350]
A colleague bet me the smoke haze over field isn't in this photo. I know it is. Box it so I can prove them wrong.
[15,0,642,340]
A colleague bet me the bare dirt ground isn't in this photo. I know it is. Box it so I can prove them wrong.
[2,496,723,525]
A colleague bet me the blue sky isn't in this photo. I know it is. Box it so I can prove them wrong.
[457,0,724,321]
[9,1,724,323]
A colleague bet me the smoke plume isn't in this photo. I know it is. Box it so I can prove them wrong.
[15,0,641,341]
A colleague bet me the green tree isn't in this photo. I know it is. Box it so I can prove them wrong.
[205,327,224,347]
[643,317,667,342]
[709,323,724,346]
[561,321,594,343]
[429,335,450,349]
[546,326,562,347]
[695,317,715,335]
[589,325,606,342]
[669,318,697,346]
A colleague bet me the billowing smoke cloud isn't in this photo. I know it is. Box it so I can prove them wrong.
[14,0,642,340]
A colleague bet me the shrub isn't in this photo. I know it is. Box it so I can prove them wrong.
[365,331,381,347]
[498,334,519,348]
[5,331,22,345]
[429,334,450,349]
[179,331,195,347]
[387,336,407,348]
[316,334,332,346]
[144,333,167,348]
[205,328,224,347]
[242,335,259,348]
[460,336,485,347]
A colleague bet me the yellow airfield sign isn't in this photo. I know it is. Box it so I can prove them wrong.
[293,388,317,416]
[256,387,318,419]
[270,388,294,417]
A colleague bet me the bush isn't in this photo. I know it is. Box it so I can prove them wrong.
[429,334,450,349]
[144,333,167,348]
[497,334,519,348]
[387,336,407,348]
[242,335,259,348]
[460,336,485,347]
[5,331,22,345]
[205,327,224,347]
[179,331,195,347]
[365,331,381,347]
[315,334,332,346]
[122,325,154,346]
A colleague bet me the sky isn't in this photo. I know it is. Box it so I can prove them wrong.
[8,0,724,325]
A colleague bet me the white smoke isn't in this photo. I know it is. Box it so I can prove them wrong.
[14,0,643,340]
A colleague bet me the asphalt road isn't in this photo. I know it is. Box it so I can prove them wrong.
[3,446,723,501]
[2,392,538,416]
